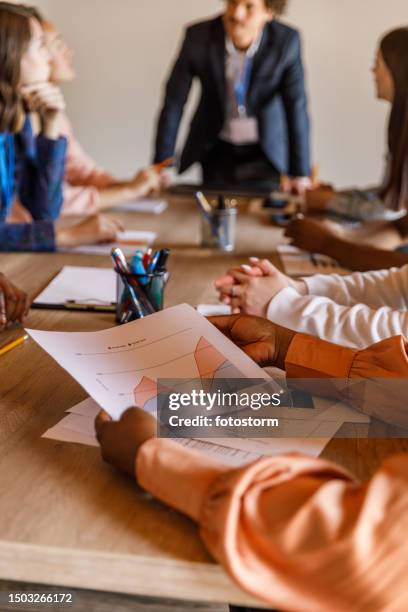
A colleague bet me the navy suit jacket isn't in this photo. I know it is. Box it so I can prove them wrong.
[154,16,311,177]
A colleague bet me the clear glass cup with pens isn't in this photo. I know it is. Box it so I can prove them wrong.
[196,192,238,252]
[111,247,170,324]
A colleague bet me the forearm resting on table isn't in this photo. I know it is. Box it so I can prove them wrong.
[97,183,146,210]
[350,219,403,250]
[323,235,408,271]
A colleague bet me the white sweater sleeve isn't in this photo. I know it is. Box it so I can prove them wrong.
[267,287,408,349]
[303,265,408,310]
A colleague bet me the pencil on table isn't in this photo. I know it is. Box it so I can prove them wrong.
[0,334,29,357]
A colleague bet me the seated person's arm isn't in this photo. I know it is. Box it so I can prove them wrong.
[286,217,408,271]
[214,260,408,348]
[306,185,402,222]
[0,220,56,252]
[18,86,68,221]
[96,316,408,612]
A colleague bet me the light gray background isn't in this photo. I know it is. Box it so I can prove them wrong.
[29,0,408,185]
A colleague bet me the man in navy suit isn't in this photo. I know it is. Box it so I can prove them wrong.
[154,0,311,193]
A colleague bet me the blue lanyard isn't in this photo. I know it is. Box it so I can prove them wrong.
[0,133,15,214]
[234,55,254,116]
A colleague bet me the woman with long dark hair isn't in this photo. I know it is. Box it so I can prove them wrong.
[0,2,122,251]
[286,27,408,272]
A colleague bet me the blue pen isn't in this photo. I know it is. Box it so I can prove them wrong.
[131,251,149,285]
[148,250,161,274]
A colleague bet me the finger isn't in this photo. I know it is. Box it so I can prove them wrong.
[208,314,242,334]
[0,292,6,329]
[214,275,235,289]
[220,284,245,298]
[256,259,278,276]
[227,269,248,284]
[230,297,243,310]
[95,410,112,437]
[27,91,64,104]
[13,291,29,323]
[240,264,263,277]
[4,287,19,322]
[20,82,53,94]
[121,406,149,421]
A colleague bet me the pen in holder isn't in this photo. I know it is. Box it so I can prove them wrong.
[200,207,238,252]
[116,270,167,324]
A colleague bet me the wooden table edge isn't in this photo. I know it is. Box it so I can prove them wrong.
[0,540,269,608]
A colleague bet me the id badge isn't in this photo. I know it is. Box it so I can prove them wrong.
[228,117,259,144]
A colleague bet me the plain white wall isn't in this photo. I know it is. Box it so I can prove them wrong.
[33,0,408,187]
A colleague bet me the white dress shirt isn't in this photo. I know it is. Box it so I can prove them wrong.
[219,31,264,145]
[267,266,408,348]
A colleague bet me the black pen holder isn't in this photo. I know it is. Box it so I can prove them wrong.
[116,271,167,324]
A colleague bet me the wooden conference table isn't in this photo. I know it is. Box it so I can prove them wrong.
[0,197,407,610]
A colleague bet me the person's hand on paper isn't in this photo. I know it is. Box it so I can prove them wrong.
[95,408,156,477]
[209,314,296,370]
[56,215,124,248]
[214,259,305,317]
[0,273,31,330]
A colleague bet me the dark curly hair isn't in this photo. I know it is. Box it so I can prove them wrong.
[264,0,288,15]
[379,27,408,210]
[0,3,33,132]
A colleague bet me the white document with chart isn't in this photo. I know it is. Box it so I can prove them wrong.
[28,304,272,420]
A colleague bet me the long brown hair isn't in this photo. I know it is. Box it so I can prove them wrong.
[380,27,408,210]
[0,3,32,132]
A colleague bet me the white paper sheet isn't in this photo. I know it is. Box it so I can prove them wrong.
[61,230,156,256]
[197,304,232,317]
[28,304,274,420]
[34,267,116,307]
[277,244,348,276]
[42,397,343,466]
[113,199,168,215]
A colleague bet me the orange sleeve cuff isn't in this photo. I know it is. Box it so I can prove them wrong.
[136,438,230,522]
[285,333,358,379]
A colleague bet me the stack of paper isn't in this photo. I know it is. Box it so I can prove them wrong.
[197,304,232,317]
[32,304,370,467]
[61,230,156,256]
[42,393,370,467]
[113,198,168,215]
[34,267,116,309]
[278,244,348,276]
